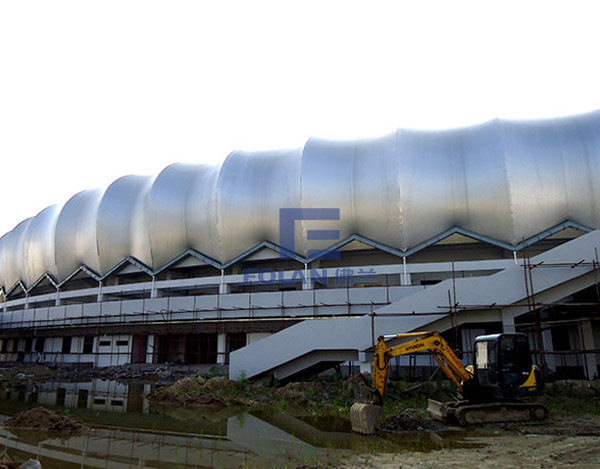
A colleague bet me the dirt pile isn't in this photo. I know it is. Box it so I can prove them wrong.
[203,376,235,392]
[4,407,87,434]
[149,374,372,413]
[276,382,315,406]
[378,410,445,433]
[149,376,240,407]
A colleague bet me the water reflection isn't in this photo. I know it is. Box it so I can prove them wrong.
[0,380,479,468]
[0,380,149,414]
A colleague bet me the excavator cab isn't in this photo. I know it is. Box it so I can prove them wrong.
[471,333,544,401]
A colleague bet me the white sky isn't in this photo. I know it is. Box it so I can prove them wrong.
[1,1,599,237]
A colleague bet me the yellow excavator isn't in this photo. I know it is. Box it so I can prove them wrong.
[350,331,548,434]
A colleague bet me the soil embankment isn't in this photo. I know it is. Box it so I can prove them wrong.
[4,407,87,434]
[148,374,374,414]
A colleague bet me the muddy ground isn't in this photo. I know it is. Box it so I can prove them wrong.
[2,364,600,467]
[148,375,600,467]
[337,416,600,468]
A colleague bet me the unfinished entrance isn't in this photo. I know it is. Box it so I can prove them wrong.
[155,334,218,365]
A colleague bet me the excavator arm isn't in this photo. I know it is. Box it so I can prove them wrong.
[351,330,548,434]
[350,331,472,434]
[371,331,472,405]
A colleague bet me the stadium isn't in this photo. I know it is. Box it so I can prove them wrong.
[1,111,600,381]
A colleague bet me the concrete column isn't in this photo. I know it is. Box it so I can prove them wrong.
[302,263,312,290]
[217,333,227,365]
[146,335,156,364]
[97,282,104,302]
[581,320,598,380]
[219,269,230,294]
[541,328,556,373]
[93,337,99,368]
[150,276,158,298]
[358,352,372,375]
[402,257,411,286]
[501,308,516,333]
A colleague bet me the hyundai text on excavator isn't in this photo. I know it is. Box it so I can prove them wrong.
[350,331,549,434]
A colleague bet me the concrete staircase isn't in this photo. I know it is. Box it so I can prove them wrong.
[229,231,600,381]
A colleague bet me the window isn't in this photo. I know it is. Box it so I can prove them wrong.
[110,400,124,406]
[475,340,498,387]
[93,398,106,405]
[226,333,247,363]
[56,388,66,407]
[115,340,128,347]
[77,389,89,408]
[34,337,45,353]
[83,336,94,354]
[500,335,532,386]
[475,342,489,369]
[98,340,111,347]
[62,336,72,354]
[24,338,33,352]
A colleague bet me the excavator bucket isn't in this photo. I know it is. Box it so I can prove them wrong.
[426,399,447,420]
[350,403,382,435]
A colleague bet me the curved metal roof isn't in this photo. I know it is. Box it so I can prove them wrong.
[1,111,600,290]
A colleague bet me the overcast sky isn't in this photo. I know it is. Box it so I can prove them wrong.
[1,1,599,237]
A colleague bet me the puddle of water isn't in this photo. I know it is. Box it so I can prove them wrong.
[0,379,482,468]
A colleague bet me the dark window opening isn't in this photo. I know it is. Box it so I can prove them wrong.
[155,334,217,365]
[24,338,33,352]
[77,389,89,408]
[55,387,66,407]
[62,336,72,354]
[115,340,128,347]
[226,333,246,363]
[110,399,124,406]
[98,340,111,347]
[34,337,45,353]
[93,398,106,405]
[551,327,571,351]
[83,336,94,354]
[131,336,147,364]
[184,334,218,365]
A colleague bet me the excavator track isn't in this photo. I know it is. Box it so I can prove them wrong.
[442,400,549,425]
